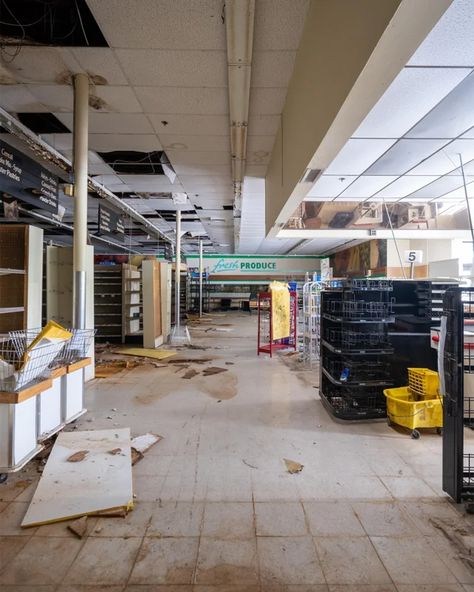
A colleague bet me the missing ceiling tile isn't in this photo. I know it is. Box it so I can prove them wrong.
[17,112,70,134]
[98,150,173,175]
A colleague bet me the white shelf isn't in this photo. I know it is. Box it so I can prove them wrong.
[0,306,25,314]
[0,268,25,276]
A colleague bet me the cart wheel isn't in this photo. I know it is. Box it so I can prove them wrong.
[0,473,8,484]
[436,427,443,436]
[411,429,420,440]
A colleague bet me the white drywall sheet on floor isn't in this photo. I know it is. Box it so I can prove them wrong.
[21,428,133,527]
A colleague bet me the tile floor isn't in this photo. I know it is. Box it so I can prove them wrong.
[1,311,474,591]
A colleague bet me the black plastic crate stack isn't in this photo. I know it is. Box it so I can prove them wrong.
[320,278,394,420]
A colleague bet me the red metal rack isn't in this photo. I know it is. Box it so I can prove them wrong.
[257,291,297,357]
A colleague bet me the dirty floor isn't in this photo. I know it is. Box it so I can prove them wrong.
[1,311,474,591]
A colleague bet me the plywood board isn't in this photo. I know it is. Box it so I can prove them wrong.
[21,428,133,527]
[117,347,176,360]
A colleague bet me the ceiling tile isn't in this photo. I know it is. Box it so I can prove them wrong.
[173,163,230,176]
[409,139,474,175]
[373,176,439,199]
[87,0,226,50]
[3,47,78,84]
[28,85,73,112]
[408,0,474,67]
[88,134,162,152]
[254,0,310,51]
[406,71,474,139]
[115,49,226,87]
[55,112,153,134]
[167,150,231,165]
[245,164,268,177]
[249,88,287,115]
[306,175,358,198]
[366,139,449,175]
[0,85,48,113]
[160,134,229,152]
[405,175,467,199]
[41,134,73,151]
[67,48,128,85]
[118,175,181,192]
[149,114,228,136]
[325,139,397,175]
[179,175,233,188]
[339,176,398,198]
[135,86,228,114]
[251,51,297,87]
[353,67,470,138]
[248,115,280,136]
[91,86,143,113]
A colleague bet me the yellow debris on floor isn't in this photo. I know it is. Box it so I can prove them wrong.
[115,347,177,360]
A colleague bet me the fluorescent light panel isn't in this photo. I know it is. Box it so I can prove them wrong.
[324,139,396,175]
[338,175,397,198]
[366,139,449,175]
[306,175,357,198]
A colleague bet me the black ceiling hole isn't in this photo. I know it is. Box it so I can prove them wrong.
[223,205,233,210]
[17,113,70,134]
[97,150,174,175]
[0,0,108,47]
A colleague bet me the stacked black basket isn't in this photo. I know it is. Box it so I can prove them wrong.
[320,278,394,420]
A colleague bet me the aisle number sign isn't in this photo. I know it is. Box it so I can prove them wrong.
[404,250,423,265]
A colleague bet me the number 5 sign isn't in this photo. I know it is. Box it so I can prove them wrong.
[404,250,423,264]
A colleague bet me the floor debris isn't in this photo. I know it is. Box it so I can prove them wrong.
[167,357,213,364]
[242,459,258,469]
[66,450,89,462]
[225,361,235,365]
[131,432,162,454]
[202,366,228,376]
[67,516,88,538]
[182,368,199,379]
[115,347,177,360]
[22,428,134,527]
[108,448,122,455]
[284,458,304,474]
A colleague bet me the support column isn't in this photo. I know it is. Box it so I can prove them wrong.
[73,73,89,329]
[174,209,181,333]
[199,239,203,318]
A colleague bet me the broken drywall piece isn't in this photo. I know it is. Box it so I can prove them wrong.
[131,433,162,454]
[22,428,133,527]
[108,448,122,455]
[66,450,89,462]
[284,458,304,474]
[67,516,88,538]
[116,347,177,360]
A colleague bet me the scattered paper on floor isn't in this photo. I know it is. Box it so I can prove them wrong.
[21,428,133,527]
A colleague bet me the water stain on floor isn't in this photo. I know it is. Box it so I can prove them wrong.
[198,372,238,400]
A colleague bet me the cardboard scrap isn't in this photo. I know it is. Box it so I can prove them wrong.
[131,449,144,466]
[68,516,88,538]
[202,366,228,376]
[108,448,122,455]
[284,458,304,474]
[182,368,199,379]
[131,433,162,454]
[116,347,177,360]
[66,450,89,463]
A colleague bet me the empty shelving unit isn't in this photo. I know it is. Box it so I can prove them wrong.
[320,279,394,420]
[94,264,122,343]
[122,263,142,342]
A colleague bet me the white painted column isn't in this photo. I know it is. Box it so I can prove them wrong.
[174,209,181,332]
[72,73,89,329]
[199,239,203,317]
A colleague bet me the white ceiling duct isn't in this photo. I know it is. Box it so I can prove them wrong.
[225,0,255,251]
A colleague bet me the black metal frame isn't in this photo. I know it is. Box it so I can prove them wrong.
[442,287,474,503]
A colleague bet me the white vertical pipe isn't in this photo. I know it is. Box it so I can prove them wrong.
[199,239,203,318]
[175,210,181,331]
[73,73,89,329]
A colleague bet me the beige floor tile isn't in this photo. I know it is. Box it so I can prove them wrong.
[261,586,329,592]
[352,502,416,536]
[0,587,55,591]
[65,536,142,585]
[314,536,391,585]
[1,536,82,585]
[258,536,325,585]
[202,502,255,539]
[252,471,300,502]
[328,586,397,592]
[58,586,125,592]
[35,515,98,537]
[303,502,364,537]
[379,476,437,499]
[148,501,204,537]
[0,476,36,502]
[256,502,307,536]
[395,585,465,591]
[371,536,458,584]
[90,501,154,537]
[425,531,474,585]
[0,535,31,573]
[400,501,466,536]
[133,474,164,502]
[0,502,36,536]
[195,537,259,585]
[129,536,199,585]
[194,586,261,592]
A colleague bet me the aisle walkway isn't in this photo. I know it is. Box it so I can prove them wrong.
[1,312,473,591]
